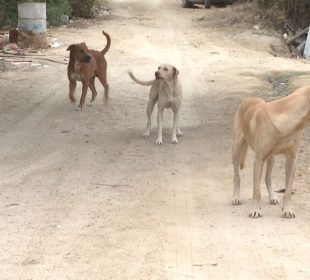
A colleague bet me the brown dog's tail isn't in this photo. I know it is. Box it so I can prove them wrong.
[239,142,248,170]
[127,71,154,86]
[101,31,111,55]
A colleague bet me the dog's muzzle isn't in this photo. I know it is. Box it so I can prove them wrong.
[82,54,92,63]
[155,71,163,79]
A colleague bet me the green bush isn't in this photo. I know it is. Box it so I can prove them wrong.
[47,0,72,26]
[0,0,72,27]
[255,0,310,29]
[70,0,99,18]
[0,0,18,27]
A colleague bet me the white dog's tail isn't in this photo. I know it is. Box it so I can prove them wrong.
[239,142,248,170]
[128,71,154,86]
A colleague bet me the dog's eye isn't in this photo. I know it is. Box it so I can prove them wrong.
[80,49,84,53]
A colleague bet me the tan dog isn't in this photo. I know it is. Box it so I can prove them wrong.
[128,64,183,144]
[67,31,110,110]
[232,86,310,218]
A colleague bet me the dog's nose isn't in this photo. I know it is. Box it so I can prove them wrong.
[155,71,160,79]
[85,54,91,62]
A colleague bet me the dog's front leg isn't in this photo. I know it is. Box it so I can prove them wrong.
[156,109,164,145]
[250,157,264,218]
[144,98,157,138]
[88,76,97,106]
[265,156,279,205]
[69,80,77,103]
[78,81,89,111]
[282,154,297,218]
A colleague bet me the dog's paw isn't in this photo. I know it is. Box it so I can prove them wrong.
[282,209,295,219]
[69,96,76,103]
[177,130,183,137]
[269,194,279,205]
[156,138,163,145]
[75,106,83,112]
[249,209,262,218]
[143,132,150,138]
[232,197,241,205]
[103,97,109,105]
[172,137,178,144]
[87,102,95,107]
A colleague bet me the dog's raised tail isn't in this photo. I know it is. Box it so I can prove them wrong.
[127,71,154,86]
[101,31,111,55]
[239,142,248,170]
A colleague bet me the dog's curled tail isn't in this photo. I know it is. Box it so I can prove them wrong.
[127,71,154,86]
[239,142,248,170]
[101,31,111,55]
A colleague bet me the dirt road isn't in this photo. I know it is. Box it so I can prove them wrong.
[1,0,310,279]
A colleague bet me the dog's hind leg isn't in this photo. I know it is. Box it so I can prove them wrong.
[265,156,279,205]
[156,109,164,145]
[232,136,246,205]
[97,70,109,101]
[176,110,183,137]
[172,109,180,144]
[88,76,98,106]
[232,111,247,205]
[177,124,183,137]
[69,80,77,103]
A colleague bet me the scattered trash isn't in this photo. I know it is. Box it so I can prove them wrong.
[5,203,19,208]
[51,41,61,48]
[285,26,309,58]
[1,43,19,53]
[304,26,310,58]
[210,51,221,55]
[49,37,62,48]
[3,33,10,43]
[61,15,70,25]
[95,6,111,17]
[0,33,8,47]
[9,29,18,43]
[30,63,42,67]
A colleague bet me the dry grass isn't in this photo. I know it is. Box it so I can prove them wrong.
[253,0,310,30]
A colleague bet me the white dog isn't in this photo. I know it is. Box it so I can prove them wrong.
[128,64,183,144]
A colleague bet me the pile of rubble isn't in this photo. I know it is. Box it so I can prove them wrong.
[285,25,310,58]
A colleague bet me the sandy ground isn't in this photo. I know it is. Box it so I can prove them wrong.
[1,0,310,279]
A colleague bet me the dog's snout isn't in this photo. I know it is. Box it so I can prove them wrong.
[155,71,160,79]
[83,54,91,63]
[86,54,91,61]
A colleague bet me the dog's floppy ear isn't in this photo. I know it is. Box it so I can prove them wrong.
[66,44,75,51]
[173,67,179,78]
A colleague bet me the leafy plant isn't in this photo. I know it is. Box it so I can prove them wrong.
[0,0,18,27]
[0,0,72,27]
[256,0,310,29]
[46,0,72,26]
[70,0,99,18]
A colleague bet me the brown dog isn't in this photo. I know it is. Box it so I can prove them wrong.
[67,31,111,110]
[232,86,310,218]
